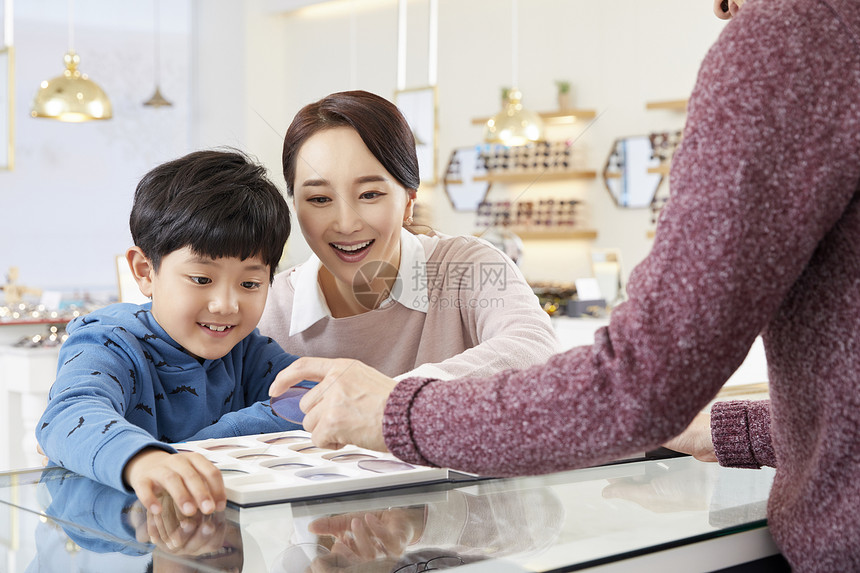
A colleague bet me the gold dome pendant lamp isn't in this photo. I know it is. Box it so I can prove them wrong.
[31,0,112,122]
[484,88,544,146]
[483,0,544,146]
[143,0,172,108]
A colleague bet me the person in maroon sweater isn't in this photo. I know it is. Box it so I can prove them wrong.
[270,0,860,570]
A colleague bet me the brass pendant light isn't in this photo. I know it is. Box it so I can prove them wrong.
[31,0,112,122]
[484,88,545,146]
[484,0,543,146]
[143,0,172,108]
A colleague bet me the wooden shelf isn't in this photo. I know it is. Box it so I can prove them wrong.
[647,164,671,175]
[518,230,597,240]
[472,169,597,184]
[716,381,769,399]
[471,108,597,126]
[1,317,71,326]
[476,230,598,240]
[645,99,688,111]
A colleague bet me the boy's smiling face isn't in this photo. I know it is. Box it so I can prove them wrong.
[131,246,270,361]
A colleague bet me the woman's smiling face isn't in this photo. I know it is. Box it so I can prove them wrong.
[292,127,415,296]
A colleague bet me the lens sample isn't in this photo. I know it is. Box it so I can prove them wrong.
[299,472,348,481]
[294,445,326,454]
[357,459,416,473]
[236,453,278,461]
[219,468,249,475]
[262,435,308,445]
[206,443,247,451]
[326,452,377,463]
[267,462,313,471]
[270,387,310,423]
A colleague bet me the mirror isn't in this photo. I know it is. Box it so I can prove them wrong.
[443,146,492,211]
[395,86,437,185]
[602,135,663,209]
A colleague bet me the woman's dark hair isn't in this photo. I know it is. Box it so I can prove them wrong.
[282,90,420,197]
[129,149,291,282]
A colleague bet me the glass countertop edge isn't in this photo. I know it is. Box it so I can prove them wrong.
[532,519,770,573]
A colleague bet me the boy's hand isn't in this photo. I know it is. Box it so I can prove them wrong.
[123,448,226,517]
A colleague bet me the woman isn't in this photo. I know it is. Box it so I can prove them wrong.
[270,0,860,570]
[258,90,558,381]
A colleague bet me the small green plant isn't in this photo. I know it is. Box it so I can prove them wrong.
[555,80,571,94]
[501,86,511,102]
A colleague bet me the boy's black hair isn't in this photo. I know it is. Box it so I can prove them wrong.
[129,149,290,282]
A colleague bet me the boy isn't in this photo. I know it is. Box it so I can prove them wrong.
[37,149,299,517]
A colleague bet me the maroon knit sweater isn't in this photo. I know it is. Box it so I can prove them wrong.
[383,1,860,570]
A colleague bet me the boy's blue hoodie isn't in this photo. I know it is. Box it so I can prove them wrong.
[37,303,300,492]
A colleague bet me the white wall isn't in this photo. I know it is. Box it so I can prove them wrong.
[226,0,726,283]
[0,0,193,299]
[0,0,726,300]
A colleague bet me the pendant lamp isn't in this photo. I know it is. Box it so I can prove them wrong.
[484,0,543,146]
[31,0,112,122]
[143,0,172,108]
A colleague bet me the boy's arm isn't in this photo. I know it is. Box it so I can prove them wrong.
[185,334,302,441]
[36,326,173,492]
[183,401,302,440]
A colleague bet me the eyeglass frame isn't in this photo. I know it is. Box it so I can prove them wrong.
[392,555,465,573]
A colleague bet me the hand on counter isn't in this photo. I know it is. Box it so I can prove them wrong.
[123,447,227,517]
[662,411,717,463]
[270,357,397,452]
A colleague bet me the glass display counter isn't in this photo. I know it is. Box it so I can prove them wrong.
[0,455,778,572]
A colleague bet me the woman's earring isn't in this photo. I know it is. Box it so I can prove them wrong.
[404,217,414,226]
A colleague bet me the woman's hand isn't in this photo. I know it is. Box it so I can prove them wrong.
[270,357,398,452]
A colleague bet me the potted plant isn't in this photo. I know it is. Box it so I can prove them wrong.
[555,80,573,110]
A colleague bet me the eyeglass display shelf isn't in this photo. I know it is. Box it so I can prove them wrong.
[647,164,672,175]
[646,97,687,176]
[447,169,596,186]
[471,108,597,126]
[0,317,71,326]
[645,99,688,111]
[519,229,597,240]
[476,229,598,240]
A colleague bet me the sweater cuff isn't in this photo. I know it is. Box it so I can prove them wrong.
[711,401,761,469]
[383,377,437,467]
[394,363,454,382]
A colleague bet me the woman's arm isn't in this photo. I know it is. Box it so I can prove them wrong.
[398,237,560,381]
